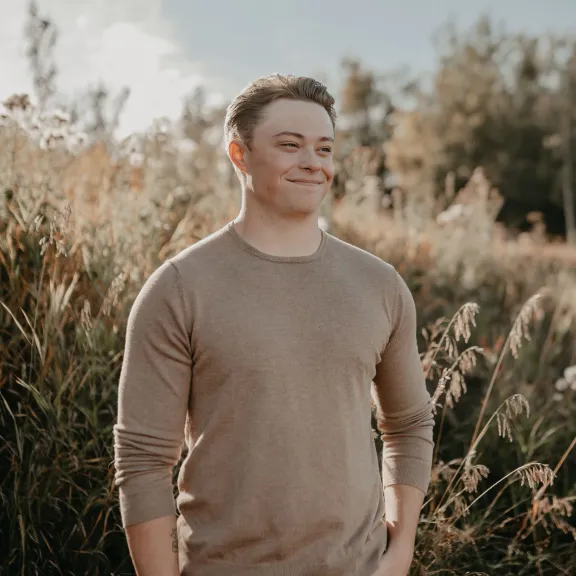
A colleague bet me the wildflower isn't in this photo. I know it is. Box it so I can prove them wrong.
[564,365,576,384]
[51,110,70,125]
[2,93,31,111]
[554,378,568,392]
[554,365,576,394]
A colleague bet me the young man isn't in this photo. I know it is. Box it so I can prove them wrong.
[113,74,435,576]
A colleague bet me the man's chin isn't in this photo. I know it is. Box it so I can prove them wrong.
[285,205,324,219]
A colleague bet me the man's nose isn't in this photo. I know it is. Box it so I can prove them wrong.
[299,149,322,171]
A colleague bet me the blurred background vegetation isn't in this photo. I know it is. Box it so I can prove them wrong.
[0,1,575,575]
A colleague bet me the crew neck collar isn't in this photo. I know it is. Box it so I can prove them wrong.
[225,220,327,263]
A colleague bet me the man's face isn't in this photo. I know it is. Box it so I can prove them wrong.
[231,98,335,218]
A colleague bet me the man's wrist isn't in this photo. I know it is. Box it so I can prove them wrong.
[385,520,416,555]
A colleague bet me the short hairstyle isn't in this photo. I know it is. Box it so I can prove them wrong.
[224,73,337,151]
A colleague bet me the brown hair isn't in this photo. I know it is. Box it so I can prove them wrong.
[224,73,337,150]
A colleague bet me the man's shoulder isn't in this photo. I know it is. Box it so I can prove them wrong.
[169,223,231,269]
[135,224,231,301]
[326,231,398,282]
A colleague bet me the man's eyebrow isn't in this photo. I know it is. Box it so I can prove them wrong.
[273,131,334,143]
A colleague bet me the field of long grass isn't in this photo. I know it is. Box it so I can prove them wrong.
[1,100,575,575]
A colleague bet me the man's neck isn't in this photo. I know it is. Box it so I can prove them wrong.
[231,215,322,258]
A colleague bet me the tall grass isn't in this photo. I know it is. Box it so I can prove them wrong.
[1,100,575,575]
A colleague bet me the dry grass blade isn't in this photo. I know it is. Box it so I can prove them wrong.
[456,462,555,520]
[99,271,127,317]
[424,302,480,381]
[534,435,576,501]
[470,293,544,448]
[1,392,23,459]
[430,345,483,412]
[0,301,32,346]
[432,393,532,516]
[2,64,576,575]
[509,293,543,359]
[19,306,43,360]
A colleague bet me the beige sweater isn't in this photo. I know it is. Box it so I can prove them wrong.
[113,221,435,576]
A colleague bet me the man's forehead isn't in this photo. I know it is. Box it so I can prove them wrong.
[258,102,334,138]
[272,130,334,143]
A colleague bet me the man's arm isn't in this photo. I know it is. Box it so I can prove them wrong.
[371,269,435,554]
[383,484,424,553]
[113,260,193,575]
[126,515,180,576]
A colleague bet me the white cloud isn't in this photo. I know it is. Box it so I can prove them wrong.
[0,0,215,137]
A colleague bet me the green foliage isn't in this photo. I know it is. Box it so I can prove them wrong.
[382,15,576,214]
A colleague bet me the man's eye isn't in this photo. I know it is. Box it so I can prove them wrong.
[282,142,298,148]
[320,147,332,153]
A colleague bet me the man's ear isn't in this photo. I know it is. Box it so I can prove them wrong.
[228,139,248,174]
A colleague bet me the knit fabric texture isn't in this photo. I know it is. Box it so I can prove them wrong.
[113,221,435,575]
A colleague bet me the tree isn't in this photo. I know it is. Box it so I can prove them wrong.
[338,58,394,149]
[80,82,131,141]
[385,14,576,239]
[25,0,58,111]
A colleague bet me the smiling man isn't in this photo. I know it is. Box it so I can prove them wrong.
[113,73,435,576]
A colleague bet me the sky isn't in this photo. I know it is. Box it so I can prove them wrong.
[1,0,575,136]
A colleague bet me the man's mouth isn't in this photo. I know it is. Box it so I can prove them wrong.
[288,179,324,185]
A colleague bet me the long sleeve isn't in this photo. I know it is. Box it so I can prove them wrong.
[113,260,193,528]
[371,269,435,495]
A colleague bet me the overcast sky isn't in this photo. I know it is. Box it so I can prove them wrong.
[1,0,574,136]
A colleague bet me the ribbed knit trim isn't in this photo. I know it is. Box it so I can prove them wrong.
[381,454,433,494]
[225,220,327,263]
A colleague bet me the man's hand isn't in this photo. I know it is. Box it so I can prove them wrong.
[372,483,424,575]
[373,541,414,576]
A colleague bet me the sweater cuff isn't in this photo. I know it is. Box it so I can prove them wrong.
[119,484,177,528]
[381,455,432,495]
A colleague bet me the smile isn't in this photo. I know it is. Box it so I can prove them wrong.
[288,180,323,185]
